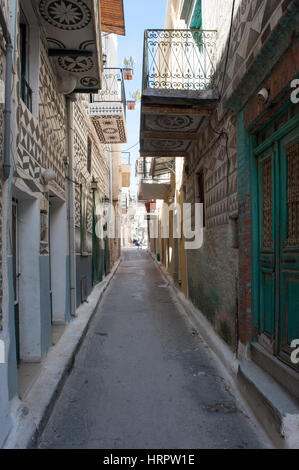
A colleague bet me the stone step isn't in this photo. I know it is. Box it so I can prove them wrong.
[251,343,299,403]
[237,360,299,448]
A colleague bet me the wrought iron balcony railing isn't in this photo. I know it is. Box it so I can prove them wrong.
[143,29,217,92]
[136,157,152,179]
[90,67,126,112]
[88,67,127,144]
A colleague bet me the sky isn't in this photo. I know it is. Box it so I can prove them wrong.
[117,0,167,198]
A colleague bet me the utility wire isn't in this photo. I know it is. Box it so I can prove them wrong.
[108,141,139,153]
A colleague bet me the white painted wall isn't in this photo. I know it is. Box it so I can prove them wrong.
[18,198,42,361]
[50,200,68,324]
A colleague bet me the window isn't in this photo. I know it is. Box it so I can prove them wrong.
[181,0,202,29]
[196,169,205,227]
[87,137,92,173]
[19,1,40,117]
[20,8,32,111]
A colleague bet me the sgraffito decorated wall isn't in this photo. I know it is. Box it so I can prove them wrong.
[182,0,293,349]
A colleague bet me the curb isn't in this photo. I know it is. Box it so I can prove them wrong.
[3,258,122,449]
[150,252,239,376]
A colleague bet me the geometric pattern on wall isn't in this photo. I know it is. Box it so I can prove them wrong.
[73,99,110,235]
[17,44,67,193]
[221,0,291,105]
[186,112,238,228]
[88,103,127,144]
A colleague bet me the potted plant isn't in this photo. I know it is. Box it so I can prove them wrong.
[123,56,135,80]
[127,89,141,110]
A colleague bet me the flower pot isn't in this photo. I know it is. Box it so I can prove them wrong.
[123,68,133,80]
[127,100,136,110]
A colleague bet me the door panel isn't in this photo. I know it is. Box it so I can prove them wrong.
[258,148,276,349]
[278,135,299,366]
[257,127,299,370]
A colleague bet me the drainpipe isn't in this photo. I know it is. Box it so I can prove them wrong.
[66,97,76,317]
[0,6,13,180]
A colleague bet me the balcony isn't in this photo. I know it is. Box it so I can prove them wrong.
[33,0,103,93]
[88,68,127,144]
[138,179,170,202]
[140,29,218,157]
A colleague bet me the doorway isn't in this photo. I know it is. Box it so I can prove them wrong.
[255,124,299,370]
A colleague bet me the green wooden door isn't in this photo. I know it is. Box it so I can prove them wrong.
[278,131,299,366]
[257,128,299,369]
[257,146,276,350]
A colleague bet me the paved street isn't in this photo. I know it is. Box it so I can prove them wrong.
[39,249,269,449]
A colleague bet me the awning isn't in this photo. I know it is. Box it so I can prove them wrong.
[138,181,170,201]
[100,0,126,36]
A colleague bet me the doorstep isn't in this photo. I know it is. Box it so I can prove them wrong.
[3,259,121,449]
[17,325,67,400]
[237,360,299,448]
[250,342,299,402]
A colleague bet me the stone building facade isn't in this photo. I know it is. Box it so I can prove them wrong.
[0,0,126,447]
[142,0,299,365]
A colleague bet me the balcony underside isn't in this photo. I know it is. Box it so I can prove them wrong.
[138,181,170,201]
[34,0,102,93]
[140,91,218,157]
[89,103,127,144]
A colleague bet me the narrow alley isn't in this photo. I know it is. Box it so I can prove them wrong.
[38,249,269,449]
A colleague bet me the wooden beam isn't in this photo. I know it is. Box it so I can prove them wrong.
[142,105,211,116]
[48,49,93,57]
[142,131,199,141]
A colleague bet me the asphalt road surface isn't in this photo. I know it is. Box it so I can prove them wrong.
[39,248,270,449]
